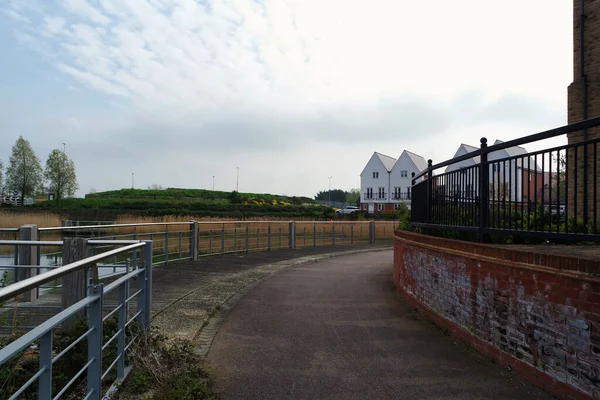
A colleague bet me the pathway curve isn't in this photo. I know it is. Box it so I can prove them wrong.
[207,250,554,400]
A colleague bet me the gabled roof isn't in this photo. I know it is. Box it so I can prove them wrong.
[360,152,397,176]
[493,140,542,171]
[403,150,428,172]
[375,152,397,172]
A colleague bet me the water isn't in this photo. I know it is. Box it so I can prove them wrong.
[0,253,126,284]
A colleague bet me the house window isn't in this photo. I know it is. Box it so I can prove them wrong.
[373,171,379,179]
[366,187,373,199]
[529,173,532,182]
[407,187,411,200]
[377,204,384,211]
[378,187,385,199]
[394,187,400,199]
[401,170,408,178]
[394,203,399,210]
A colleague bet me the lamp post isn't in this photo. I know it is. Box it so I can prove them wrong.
[132,173,134,189]
[213,176,215,191]
[236,167,239,192]
[62,143,66,154]
[328,176,332,205]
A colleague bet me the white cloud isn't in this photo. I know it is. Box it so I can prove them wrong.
[1,0,574,196]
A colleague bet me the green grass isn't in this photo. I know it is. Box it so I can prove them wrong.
[85,188,317,205]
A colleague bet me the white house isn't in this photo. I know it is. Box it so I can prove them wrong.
[360,150,428,214]
[443,141,543,203]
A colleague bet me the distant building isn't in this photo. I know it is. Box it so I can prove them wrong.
[360,150,428,214]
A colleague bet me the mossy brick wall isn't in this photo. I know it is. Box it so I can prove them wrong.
[394,230,600,400]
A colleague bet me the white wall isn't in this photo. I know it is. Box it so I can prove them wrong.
[360,154,391,203]
[390,153,420,202]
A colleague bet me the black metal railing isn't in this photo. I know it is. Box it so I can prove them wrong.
[392,193,411,200]
[411,117,600,242]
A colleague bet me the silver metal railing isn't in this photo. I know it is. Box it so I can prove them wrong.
[0,240,153,400]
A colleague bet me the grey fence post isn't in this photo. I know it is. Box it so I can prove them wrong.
[87,283,104,399]
[17,224,39,301]
[268,225,271,251]
[117,281,127,381]
[39,331,52,398]
[178,231,182,259]
[351,224,354,244]
[142,241,153,329]
[313,223,316,247]
[332,224,335,246]
[209,229,213,254]
[288,221,295,249]
[164,226,169,266]
[234,228,237,252]
[245,224,249,253]
[62,237,89,328]
[221,225,225,256]
[189,221,198,261]
[257,228,260,249]
[133,231,138,267]
[369,221,375,244]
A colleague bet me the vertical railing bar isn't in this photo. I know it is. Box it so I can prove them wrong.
[574,145,579,233]
[117,280,127,381]
[594,142,598,233]
[268,224,271,251]
[221,224,225,256]
[209,229,212,255]
[534,154,538,231]
[39,330,53,399]
[178,231,182,260]
[541,152,546,233]
[87,283,104,399]
[257,228,260,250]
[245,224,249,254]
[164,226,169,266]
[566,148,570,234]
[313,223,316,247]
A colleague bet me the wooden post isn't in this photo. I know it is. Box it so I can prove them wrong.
[17,224,39,302]
[62,237,89,328]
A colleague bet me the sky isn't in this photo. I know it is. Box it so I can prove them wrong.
[0,0,573,197]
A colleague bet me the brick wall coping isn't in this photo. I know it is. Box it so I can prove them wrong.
[394,229,600,280]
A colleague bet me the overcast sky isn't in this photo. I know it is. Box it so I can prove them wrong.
[1,0,572,197]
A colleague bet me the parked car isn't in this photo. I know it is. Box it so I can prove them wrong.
[335,206,360,214]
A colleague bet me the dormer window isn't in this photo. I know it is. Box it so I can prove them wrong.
[401,170,408,178]
[373,172,379,179]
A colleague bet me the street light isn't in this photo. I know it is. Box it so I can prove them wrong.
[236,167,239,192]
[213,175,215,191]
[132,173,134,189]
[62,143,66,154]
[328,176,332,205]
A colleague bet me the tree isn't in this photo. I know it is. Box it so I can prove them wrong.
[45,149,78,205]
[345,188,360,206]
[6,136,43,203]
[147,184,166,190]
[314,189,346,203]
[0,159,4,194]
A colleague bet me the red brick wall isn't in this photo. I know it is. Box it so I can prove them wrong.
[394,230,600,399]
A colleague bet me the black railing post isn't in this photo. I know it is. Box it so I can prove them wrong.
[426,160,433,230]
[479,138,489,243]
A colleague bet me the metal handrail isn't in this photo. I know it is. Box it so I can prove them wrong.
[39,221,195,231]
[413,116,600,181]
[0,242,145,303]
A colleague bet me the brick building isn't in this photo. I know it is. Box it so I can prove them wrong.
[567,0,600,225]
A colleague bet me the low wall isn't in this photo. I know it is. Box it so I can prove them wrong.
[394,230,600,400]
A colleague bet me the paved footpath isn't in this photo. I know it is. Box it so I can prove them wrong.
[207,250,555,400]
